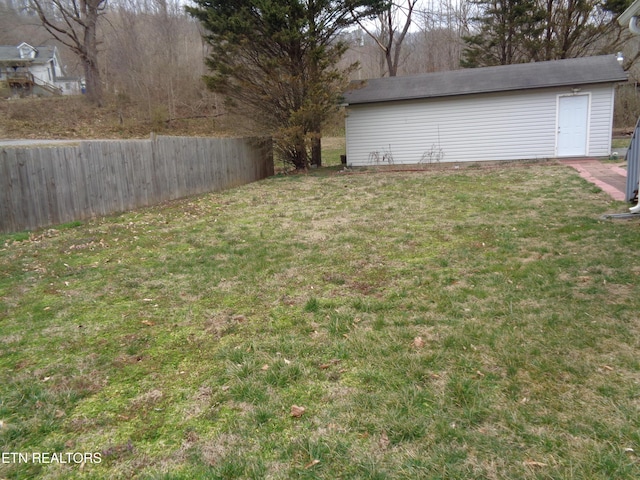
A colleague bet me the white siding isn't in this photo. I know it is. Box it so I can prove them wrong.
[587,86,615,156]
[345,84,615,165]
[30,64,52,85]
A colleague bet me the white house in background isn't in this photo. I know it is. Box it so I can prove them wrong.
[0,42,82,97]
[342,55,627,166]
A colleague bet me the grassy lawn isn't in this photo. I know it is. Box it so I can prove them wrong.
[1,161,640,479]
[612,138,631,149]
[319,137,345,167]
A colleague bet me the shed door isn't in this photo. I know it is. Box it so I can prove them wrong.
[557,95,589,157]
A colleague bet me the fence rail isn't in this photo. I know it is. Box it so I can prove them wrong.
[0,135,273,234]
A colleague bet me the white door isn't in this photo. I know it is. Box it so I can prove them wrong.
[557,95,589,157]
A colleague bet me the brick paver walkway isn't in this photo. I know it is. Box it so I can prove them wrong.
[558,158,628,202]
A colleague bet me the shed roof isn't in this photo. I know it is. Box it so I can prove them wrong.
[342,55,627,106]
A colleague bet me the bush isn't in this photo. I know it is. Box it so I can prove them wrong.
[0,81,10,99]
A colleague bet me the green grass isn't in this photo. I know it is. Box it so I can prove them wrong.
[1,160,640,479]
[320,137,345,167]
[612,137,631,149]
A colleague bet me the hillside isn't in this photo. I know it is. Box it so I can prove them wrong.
[0,96,227,140]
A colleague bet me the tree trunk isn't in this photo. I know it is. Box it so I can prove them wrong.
[82,1,102,106]
[294,142,309,170]
[83,56,103,107]
[310,133,321,167]
[29,0,105,107]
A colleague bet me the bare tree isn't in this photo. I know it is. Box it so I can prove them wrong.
[415,0,471,72]
[356,0,419,76]
[28,0,106,105]
[101,0,214,126]
[0,0,50,45]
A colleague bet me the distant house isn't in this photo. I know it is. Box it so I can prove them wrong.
[0,42,82,97]
[342,55,627,166]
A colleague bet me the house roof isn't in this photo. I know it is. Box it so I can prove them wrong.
[0,44,57,65]
[342,55,627,106]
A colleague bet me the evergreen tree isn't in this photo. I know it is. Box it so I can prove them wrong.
[602,0,633,15]
[187,0,388,170]
[461,0,545,67]
[462,0,633,68]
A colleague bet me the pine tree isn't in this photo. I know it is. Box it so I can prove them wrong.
[187,0,388,170]
[461,0,545,67]
[462,0,634,68]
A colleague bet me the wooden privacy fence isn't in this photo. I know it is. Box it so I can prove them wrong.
[0,135,273,234]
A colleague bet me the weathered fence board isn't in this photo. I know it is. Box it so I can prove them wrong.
[0,136,273,233]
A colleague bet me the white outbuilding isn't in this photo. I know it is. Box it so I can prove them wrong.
[342,55,627,166]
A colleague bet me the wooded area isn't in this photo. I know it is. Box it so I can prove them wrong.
[1,1,640,142]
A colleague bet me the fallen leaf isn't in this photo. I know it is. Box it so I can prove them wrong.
[601,365,614,371]
[319,359,340,369]
[304,459,320,469]
[378,431,390,450]
[523,460,547,468]
[291,405,306,418]
[141,320,154,326]
[261,364,270,371]
[411,336,425,348]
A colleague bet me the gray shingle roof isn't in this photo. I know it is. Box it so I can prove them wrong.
[0,45,57,65]
[343,55,627,106]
